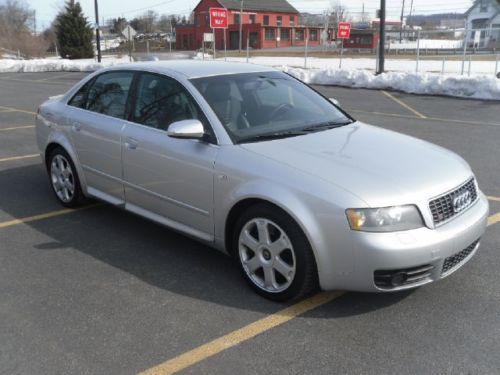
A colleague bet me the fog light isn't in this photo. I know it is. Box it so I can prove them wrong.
[391,272,408,287]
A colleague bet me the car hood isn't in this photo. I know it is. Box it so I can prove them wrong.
[240,122,473,207]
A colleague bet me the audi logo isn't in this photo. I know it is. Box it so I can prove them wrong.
[453,190,472,213]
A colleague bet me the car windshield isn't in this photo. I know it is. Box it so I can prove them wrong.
[190,71,353,143]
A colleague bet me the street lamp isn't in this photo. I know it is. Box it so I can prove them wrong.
[239,0,243,52]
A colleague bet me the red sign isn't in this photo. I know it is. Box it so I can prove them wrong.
[210,8,228,28]
[337,22,351,39]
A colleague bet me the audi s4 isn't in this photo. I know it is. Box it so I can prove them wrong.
[35,61,489,301]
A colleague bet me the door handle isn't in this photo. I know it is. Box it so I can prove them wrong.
[125,137,138,150]
[72,122,82,132]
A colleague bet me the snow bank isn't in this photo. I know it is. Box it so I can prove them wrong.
[0,55,130,73]
[389,39,462,49]
[284,67,500,100]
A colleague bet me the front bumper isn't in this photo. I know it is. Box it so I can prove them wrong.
[321,192,489,292]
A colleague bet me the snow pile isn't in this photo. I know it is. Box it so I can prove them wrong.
[389,39,462,49]
[0,55,130,73]
[284,67,500,100]
[221,55,497,76]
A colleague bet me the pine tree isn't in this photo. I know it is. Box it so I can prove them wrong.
[55,0,94,59]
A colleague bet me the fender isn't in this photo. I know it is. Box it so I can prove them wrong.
[45,129,90,197]
[215,178,343,288]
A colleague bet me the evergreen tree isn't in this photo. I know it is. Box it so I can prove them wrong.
[55,0,94,59]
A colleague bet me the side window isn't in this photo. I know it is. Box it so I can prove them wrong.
[133,73,207,132]
[85,71,134,119]
[68,80,92,109]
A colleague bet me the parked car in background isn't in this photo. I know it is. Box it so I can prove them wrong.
[35,61,489,301]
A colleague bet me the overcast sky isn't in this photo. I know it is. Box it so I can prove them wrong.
[14,0,473,30]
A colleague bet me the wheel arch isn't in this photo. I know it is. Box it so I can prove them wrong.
[44,137,88,195]
[223,192,325,269]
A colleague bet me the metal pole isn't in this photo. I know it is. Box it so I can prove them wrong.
[399,0,405,43]
[239,0,243,53]
[416,30,420,72]
[94,0,102,62]
[128,27,132,62]
[246,33,249,63]
[495,53,499,77]
[468,55,472,76]
[441,57,445,75]
[224,28,227,61]
[461,28,468,75]
[304,30,308,68]
[213,28,216,59]
[339,38,344,69]
[377,0,386,74]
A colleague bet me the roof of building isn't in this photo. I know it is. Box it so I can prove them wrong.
[465,0,500,16]
[104,60,275,79]
[215,0,298,14]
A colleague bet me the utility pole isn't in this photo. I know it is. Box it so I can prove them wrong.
[239,0,243,53]
[377,0,386,74]
[362,3,365,22]
[399,0,405,43]
[94,0,102,63]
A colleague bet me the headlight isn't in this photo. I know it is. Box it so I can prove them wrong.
[346,205,424,232]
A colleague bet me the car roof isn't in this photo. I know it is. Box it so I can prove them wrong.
[105,60,276,79]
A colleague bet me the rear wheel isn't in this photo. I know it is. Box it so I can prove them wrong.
[48,147,84,207]
[233,203,318,301]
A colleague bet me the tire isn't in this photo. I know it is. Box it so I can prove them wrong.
[233,203,318,301]
[47,147,85,208]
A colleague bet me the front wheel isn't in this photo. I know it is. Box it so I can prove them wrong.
[48,147,84,208]
[233,203,318,301]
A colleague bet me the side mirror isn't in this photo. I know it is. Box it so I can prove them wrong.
[329,98,340,106]
[167,119,205,139]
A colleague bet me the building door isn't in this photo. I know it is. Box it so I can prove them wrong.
[229,31,239,49]
[249,32,258,48]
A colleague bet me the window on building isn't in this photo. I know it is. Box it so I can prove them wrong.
[263,15,269,26]
[290,16,295,27]
[277,16,282,27]
[234,13,240,24]
[205,14,209,25]
[480,0,488,12]
[265,28,275,40]
[280,28,290,40]
[249,14,256,24]
[295,29,304,41]
[309,29,318,41]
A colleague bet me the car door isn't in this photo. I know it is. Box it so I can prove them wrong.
[67,71,134,204]
[122,72,219,240]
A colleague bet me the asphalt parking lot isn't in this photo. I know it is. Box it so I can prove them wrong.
[0,71,499,375]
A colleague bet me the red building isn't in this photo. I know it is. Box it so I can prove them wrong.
[176,0,324,50]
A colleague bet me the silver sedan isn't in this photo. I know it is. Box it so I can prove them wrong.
[35,61,489,301]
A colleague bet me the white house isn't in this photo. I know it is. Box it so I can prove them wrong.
[465,0,500,47]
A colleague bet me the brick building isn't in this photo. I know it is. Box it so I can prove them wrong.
[176,0,324,50]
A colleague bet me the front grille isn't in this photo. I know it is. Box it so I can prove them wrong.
[442,239,479,275]
[374,264,434,289]
[429,178,477,226]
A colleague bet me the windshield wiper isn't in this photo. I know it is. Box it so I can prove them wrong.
[238,130,306,144]
[300,120,353,133]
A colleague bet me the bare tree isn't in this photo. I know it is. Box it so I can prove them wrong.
[0,0,49,57]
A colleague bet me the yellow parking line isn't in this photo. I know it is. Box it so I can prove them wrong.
[488,212,500,227]
[381,91,428,119]
[138,291,344,375]
[0,154,39,163]
[487,196,500,202]
[0,125,34,131]
[0,106,36,115]
[0,204,98,229]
